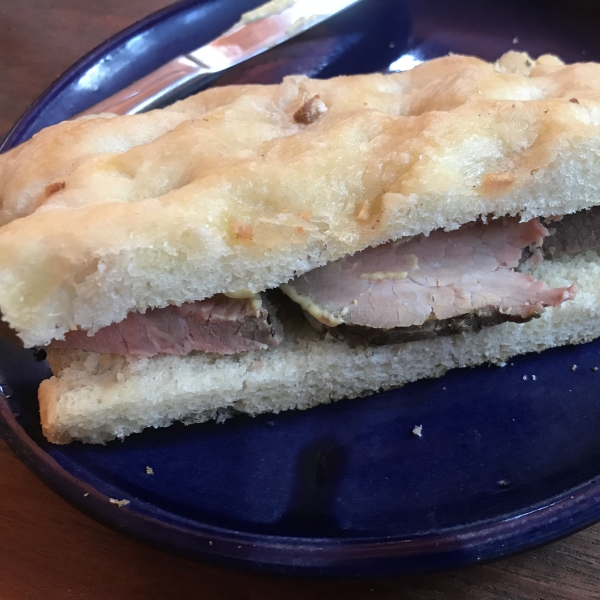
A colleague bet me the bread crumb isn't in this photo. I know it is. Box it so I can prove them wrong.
[512,37,519,44]
[572,364,578,371]
[83,492,89,497]
[145,466,154,475]
[569,98,580,104]
[496,361,507,367]
[592,367,599,372]
[523,375,528,380]
[412,425,423,437]
[209,541,213,546]
[531,375,537,381]
[215,409,231,424]
[109,498,130,507]
[497,479,509,486]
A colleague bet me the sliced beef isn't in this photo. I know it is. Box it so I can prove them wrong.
[51,294,279,357]
[542,207,600,258]
[282,218,576,344]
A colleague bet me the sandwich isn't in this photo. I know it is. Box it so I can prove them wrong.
[1,50,600,444]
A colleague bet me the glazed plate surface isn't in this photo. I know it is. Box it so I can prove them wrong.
[2,0,600,578]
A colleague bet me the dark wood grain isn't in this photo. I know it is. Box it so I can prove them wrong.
[2,2,600,599]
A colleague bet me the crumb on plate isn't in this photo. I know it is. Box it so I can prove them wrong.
[109,498,130,507]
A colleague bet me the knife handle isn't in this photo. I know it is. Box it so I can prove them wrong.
[79,56,218,116]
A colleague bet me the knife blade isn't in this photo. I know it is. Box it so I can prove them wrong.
[81,0,363,116]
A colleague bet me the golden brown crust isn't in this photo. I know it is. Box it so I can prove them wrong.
[38,377,62,444]
[3,52,600,346]
[293,94,327,124]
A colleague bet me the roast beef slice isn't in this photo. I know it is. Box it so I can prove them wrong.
[283,217,576,343]
[51,294,279,357]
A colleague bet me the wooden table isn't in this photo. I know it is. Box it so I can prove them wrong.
[1,2,600,598]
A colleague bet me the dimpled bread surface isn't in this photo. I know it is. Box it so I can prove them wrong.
[3,52,600,346]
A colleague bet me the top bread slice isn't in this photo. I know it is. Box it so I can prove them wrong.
[3,51,600,347]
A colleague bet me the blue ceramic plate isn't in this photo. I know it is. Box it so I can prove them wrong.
[3,0,600,579]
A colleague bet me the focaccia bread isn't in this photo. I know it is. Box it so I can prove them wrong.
[2,52,600,346]
[4,51,600,444]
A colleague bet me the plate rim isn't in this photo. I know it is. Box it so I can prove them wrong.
[3,0,600,578]
[3,388,600,577]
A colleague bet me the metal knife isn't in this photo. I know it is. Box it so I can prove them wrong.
[81,0,363,116]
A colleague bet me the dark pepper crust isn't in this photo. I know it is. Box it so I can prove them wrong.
[542,207,600,258]
[320,307,539,347]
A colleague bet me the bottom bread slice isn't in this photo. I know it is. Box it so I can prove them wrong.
[40,251,600,444]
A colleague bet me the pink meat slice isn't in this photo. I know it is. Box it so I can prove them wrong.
[284,218,576,330]
[51,294,279,357]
